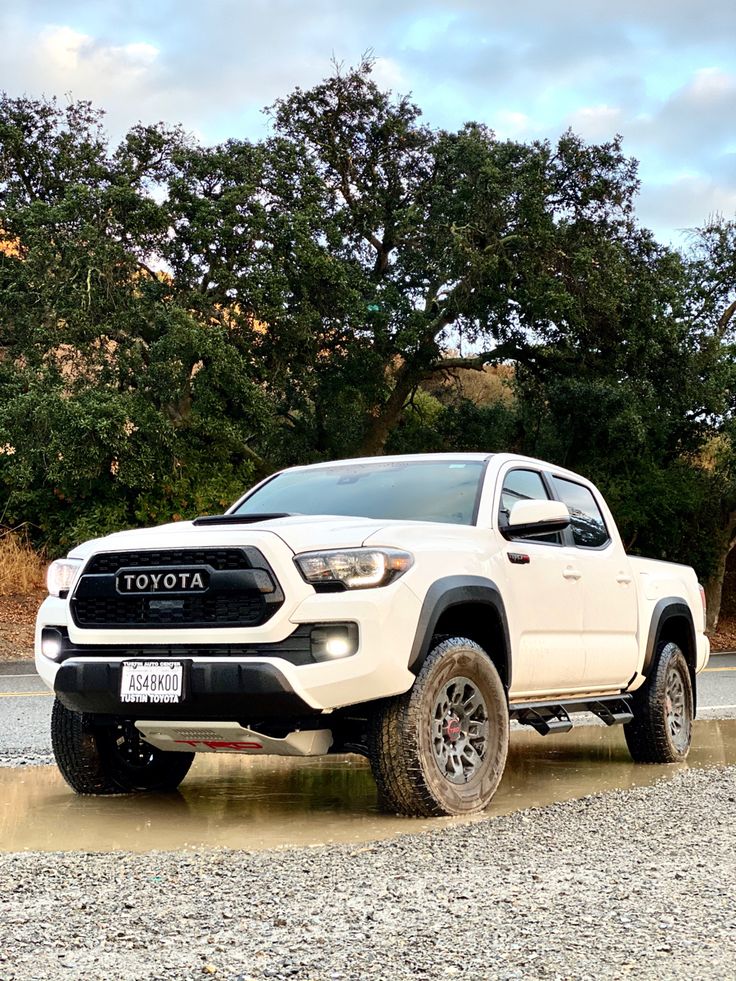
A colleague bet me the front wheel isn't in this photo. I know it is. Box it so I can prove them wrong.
[368,637,509,817]
[51,699,195,794]
[624,642,693,764]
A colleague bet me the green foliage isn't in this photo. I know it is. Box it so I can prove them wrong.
[262,63,656,454]
[1,68,736,622]
[387,390,519,456]
[0,338,267,551]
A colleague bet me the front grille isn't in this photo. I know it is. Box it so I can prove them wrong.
[71,547,283,629]
[85,549,250,574]
[73,593,265,627]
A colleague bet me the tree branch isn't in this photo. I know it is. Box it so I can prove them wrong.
[13,161,39,203]
[717,298,736,338]
[236,440,273,479]
[321,118,390,264]
[137,260,162,283]
[423,342,536,375]
[424,353,496,374]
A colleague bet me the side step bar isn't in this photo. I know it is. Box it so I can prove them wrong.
[510,695,633,736]
[512,704,573,736]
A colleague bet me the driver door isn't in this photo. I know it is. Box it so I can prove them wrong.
[496,466,586,698]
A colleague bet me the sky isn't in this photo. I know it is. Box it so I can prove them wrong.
[1,0,735,246]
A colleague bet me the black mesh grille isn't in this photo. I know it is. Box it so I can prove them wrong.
[72,547,282,629]
[73,594,265,627]
[85,549,250,574]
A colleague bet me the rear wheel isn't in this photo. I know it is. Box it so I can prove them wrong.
[624,642,693,764]
[368,637,509,817]
[51,698,195,794]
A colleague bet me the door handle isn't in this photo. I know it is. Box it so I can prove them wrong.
[616,574,633,585]
[563,567,582,581]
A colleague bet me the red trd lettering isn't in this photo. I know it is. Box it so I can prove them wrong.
[173,739,263,750]
[205,740,264,750]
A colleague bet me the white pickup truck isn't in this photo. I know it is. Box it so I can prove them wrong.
[36,453,709,816]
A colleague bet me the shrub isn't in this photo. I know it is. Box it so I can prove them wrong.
[0,529,46,595]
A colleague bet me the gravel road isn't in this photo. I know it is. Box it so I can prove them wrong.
[3,662,736,979]
[1,765,734,981]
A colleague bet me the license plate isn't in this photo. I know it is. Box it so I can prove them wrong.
[120,661,184,704]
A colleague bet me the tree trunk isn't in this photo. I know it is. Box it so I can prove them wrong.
[704,522,736,634]
[358,364,419,456]
[705,559,728,635]
[358,317,456,456]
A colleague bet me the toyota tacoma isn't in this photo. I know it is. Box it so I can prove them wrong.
[36,453,710,816]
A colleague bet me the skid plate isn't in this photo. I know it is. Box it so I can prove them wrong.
[135,720,333,756]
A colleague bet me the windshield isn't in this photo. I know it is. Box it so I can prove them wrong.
[234,460,487,526]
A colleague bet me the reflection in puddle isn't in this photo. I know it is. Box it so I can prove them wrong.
[2,720,735,853]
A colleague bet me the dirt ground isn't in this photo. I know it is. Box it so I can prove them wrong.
[0,591,45,661]
[2,590,735,662]
[710,616,736,653]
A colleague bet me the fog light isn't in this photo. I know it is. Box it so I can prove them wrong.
[325,635,351,658]
[41,627,63,661]
[309,624,358,662]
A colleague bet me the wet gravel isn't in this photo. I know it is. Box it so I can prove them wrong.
[1,765,734,981]
[0,751,53,767]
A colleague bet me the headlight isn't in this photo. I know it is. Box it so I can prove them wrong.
[46,558,83,597]
[295,548,413,589]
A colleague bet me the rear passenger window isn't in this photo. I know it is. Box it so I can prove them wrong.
[551,477,609,548]
[499,469,561,544]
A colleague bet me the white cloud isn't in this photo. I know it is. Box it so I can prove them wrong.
[1,22,167,139]
[637,175,736,244]
[494,110,534,139]
[623,67,736,188]
[39,25,91,72]
[371,56,409,92]
[566,105,625,141]
[1,2,735,241]
[39,25,159,78]
[688,66,734,97]
[123,43,158,66]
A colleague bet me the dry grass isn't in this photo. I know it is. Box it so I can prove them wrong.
[0,530,46,595]
[425,363,517,407]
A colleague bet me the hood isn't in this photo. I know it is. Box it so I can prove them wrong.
[67,514,394,560]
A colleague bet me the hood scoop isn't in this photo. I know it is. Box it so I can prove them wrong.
[192,513,292,527]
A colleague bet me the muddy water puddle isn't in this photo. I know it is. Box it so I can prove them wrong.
[2,720,735,853]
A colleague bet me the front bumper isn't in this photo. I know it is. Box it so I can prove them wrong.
[36,579,421,713]
[55,659,317,721]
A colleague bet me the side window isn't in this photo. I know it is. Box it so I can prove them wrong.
[551,477,610,548]
[499,469,561,544]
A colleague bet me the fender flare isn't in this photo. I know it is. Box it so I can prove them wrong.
[642,597,698,711]
[408,575,512,686]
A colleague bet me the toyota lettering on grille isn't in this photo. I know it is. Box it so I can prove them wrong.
[115,567,210,595]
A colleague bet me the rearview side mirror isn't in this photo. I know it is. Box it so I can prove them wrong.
[502,499,570,540]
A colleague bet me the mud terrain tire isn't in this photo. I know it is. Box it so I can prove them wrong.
[368,637,509,817]
[51,698,195,794]
[624,641,693,764]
